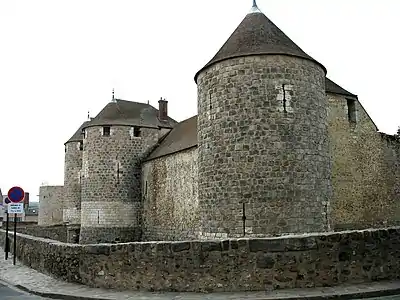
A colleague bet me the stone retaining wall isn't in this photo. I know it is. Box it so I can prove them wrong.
[1,227,399,292]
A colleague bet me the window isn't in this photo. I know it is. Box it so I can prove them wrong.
[103,126,111,136]
[347,99,357,125]
[134,127,141,137]
[82,129,86,138]
[79,141,83,151]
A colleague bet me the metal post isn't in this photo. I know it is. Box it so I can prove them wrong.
[13,213,17,265]
[5,212,9,260]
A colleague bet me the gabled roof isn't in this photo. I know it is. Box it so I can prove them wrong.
[195,6,325,82]
[84,99,176,129]
[145,115,197,161]
[325,78,357,98]
[65,121,90,144]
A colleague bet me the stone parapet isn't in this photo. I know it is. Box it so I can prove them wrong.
[1,227,399,292]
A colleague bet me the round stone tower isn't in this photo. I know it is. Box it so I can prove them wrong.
[194,2,332,238]
[63,121,89,226]
[79,95,172,244]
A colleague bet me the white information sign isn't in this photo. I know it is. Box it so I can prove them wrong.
[8,203,24,214]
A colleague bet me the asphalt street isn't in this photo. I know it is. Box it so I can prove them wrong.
[358,297,400,300]
[0,282,44,299]
[356,297,400,300]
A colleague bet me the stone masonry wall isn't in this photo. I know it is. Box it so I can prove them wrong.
[16,225,68,242]
[196,55,332,238]
[38,186,64,226]
[1,227,400,292]
[327,93,400,230]
[63,141,83,225]
[142,148,198,241]
[80,125,162,244]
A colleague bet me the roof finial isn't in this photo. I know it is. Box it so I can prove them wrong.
[250,0,261,13]
[111,88,116,102]
[87,111,90,120]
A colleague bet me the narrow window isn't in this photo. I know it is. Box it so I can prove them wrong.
[347,99,357,124]
[79,141,83,151]
[282,84,287,113]
[134,127,141,137]
[81,129,86,139]
[103,126,111,136]
[145,181,148,197]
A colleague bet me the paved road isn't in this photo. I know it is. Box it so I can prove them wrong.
[0,282,43,299]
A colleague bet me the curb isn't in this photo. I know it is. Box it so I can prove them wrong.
[14,284,111,300]
[0,278,110,300]
[256,287,400,300]
[2,277,400,300]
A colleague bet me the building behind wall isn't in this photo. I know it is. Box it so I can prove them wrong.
[38,2,400,243]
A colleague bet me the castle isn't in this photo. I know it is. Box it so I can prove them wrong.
[38,2,400,244]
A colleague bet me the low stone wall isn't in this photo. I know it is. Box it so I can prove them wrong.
[1,227,400,292]
[16,225,68,243]
[1,221,37,229]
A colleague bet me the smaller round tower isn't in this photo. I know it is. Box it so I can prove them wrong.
[63,121,89,225]
[79,94,173,244]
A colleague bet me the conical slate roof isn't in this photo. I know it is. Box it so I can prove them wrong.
[195,4,326,82]
[65,121,90,144]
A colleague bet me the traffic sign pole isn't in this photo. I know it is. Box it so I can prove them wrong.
[13,213,17,265]
[4,212,9,260]
[6,186,25,265]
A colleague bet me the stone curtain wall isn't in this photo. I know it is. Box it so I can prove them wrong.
[38,186,64,226]
[142,148,199,241]
[196,55,332,238]
[1,227,400,292]
[327,93,400,229]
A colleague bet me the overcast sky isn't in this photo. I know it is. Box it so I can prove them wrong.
[1,0,399,201]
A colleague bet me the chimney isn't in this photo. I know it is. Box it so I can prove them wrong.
[158,97,168,121]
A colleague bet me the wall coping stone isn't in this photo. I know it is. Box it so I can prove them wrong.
[2,225,399,248]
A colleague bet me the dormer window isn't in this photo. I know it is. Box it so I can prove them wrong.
[79,141,83,151]
[82,129,86,139]
[103,126,111,136]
